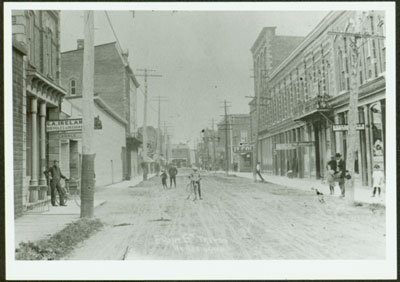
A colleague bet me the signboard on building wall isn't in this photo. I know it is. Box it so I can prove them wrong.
[46,118,83,132]
[275,141,314,150]
[332,123,365,131]
[58,131,82,140]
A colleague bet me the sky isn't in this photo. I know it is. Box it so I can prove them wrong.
[60,10,329,146]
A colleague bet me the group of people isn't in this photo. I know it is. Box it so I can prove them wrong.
[160,165,178,189]
[160,165,203,201]
[327,153,384,198]
[326,153,347,197]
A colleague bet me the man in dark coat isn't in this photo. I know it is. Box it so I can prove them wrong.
[44,160,68,206]
[168,165,178,188]
[335,153,346,197]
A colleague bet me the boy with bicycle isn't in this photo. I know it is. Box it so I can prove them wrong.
[188,167,202,201]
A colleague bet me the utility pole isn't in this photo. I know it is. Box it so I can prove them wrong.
[151,95,168,168]
[211,118,217,170]
[81,10,95,218]
[229,115,234,169]
[135,69,162,180]
[328,12,385,201]
[248,68,270,182]
[223,100,230,175]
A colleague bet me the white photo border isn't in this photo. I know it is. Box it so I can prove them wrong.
[4,1,397,280]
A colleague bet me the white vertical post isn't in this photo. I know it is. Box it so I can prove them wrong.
[30,97,38,186]
[39,102,47,185]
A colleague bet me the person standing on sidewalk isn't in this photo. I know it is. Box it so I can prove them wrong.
[326,156,337,195]
[168,165,178,188]
[160,169,168,189]
[335,153,346,197]
[256,162,265,182]
[44,160,68,206]
[372,164,384,197]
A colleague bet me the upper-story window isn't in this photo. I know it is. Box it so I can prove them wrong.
[70,79,76,95]
[26,11,35,64]
[377,16,386,73]
[338,50,346,91]
[47,28,53,77]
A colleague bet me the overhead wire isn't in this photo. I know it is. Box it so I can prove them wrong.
[103,10,159,116]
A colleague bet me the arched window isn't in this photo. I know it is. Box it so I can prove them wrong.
[70,79,76,95]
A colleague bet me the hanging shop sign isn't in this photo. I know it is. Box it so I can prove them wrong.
[332,123,365,131]
[232,145,253,153]
[46,118,82,132]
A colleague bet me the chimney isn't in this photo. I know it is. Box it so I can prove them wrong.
[77,39,84,50]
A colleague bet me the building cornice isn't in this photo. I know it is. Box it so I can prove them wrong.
[267,11,346,81]
[12,38,27,55]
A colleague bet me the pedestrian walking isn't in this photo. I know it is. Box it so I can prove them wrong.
[44,160,68,206]
[372,164,384,197]
[256,162,265,182]
[168,165,178,188]
[335,153,346,197]
[160,169,168,189]
[326,155,337,195]
[189,166,202,200]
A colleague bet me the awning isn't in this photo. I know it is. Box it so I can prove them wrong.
[127,136,142,150]
[293,108,333,123]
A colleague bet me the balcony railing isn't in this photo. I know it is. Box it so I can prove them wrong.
[293,94,331,118]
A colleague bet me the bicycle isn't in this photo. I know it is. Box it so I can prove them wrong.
[186,180,200,201]
[55,178,81,206]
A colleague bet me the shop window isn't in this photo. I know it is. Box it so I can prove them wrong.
[370,103,384,170]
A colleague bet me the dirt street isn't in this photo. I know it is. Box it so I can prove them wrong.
[65,170,385,260]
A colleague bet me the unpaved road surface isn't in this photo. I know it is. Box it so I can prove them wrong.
[65,171,385,260]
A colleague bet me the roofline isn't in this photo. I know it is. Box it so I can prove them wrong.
[267,11,344,81]
[61,41,117,55]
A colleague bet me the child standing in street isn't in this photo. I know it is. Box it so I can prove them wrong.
[189,167,202,200]
[161,169,168,190]
[372,164,384,197]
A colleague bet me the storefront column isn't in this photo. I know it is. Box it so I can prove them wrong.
[364,105,372,187]
[39,102,47,185]
[29,97,38,186]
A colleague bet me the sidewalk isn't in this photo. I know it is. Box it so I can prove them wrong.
[106,173,156,189]
[221,171,385,206]
[15,173,157,247]
[15,199,106,248]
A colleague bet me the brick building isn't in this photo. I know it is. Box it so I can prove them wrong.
[13,40,27,217]
[217,114,252,172]
[171,143,191,168]
[251,11,386,187]
[60,41,141,186]
[12,10,67,217]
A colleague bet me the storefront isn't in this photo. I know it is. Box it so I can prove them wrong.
[333,98,385,187]
[232,145,253,172]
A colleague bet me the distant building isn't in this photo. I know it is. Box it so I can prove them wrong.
[12,10,68,217]
[251,11,386,187]
[171,143,191,168]
[217,114,251,172]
